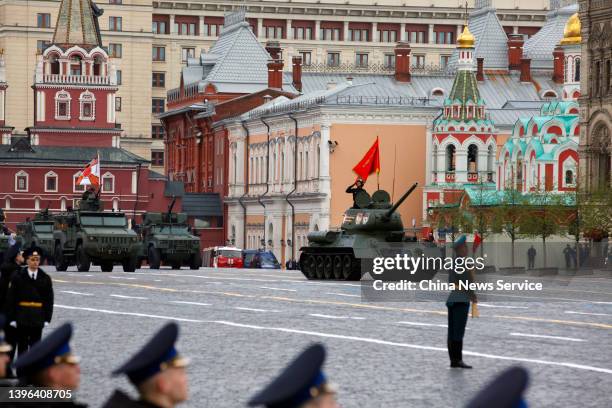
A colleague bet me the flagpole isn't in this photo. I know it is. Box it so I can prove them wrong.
[376,136,380,190]
[392,143,397,201]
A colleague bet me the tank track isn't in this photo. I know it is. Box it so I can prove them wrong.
[299,247,362,281]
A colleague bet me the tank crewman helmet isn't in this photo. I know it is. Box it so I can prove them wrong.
[465,366,529,408]
[0,315,12,353]
[13,323,80,380]
[111,322,189,385]
[248,343,336,408]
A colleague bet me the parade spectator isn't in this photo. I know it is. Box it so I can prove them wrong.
[527,246,536,269]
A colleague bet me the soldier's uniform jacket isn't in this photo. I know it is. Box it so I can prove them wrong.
[446,262,476,305]
[5,268,54,327]
[102,390,164,408]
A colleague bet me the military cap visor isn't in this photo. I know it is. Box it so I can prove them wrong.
[465,366,529,408]
[112,322,188,385]
[0,315,12,353]
[248,343,334,408]
[14,323,77,377]
[23,246,44,259]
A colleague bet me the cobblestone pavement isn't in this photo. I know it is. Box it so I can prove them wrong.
[42,266,612,407]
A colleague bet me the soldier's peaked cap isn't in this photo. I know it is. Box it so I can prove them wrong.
[14,323,78,376]
[112,322,188,385]
[23,245,44,259]
[465,366,529,408]
[248,343,333,408]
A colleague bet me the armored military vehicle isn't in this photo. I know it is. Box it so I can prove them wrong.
[16,208,56,263]
[140,198,201,270]
[52,192,141,272]
[299,182,430,281]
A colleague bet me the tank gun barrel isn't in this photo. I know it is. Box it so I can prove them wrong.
[384,182,418,219]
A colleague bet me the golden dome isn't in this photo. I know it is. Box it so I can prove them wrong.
[560,13,581,45]
[457,25,475,48]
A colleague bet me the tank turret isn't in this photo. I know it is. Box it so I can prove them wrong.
[299,182,422,281]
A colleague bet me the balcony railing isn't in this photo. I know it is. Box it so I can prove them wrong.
[42,74,112,85]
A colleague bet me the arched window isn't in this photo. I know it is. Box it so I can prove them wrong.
[15,171,28,192]
[565,169,574,186]
[60,197,67,211]
[49,54,60,75]
[574,58,580,82]
[446,145,456,172]
[467,144,478,173]
[73,171,86,192]
[112,198,119,211]
[35,197,40,211]
[70,55,82,76]
[55,90,71,120]
[102,172,115,193]
[79,91,96,121]
[93,55,104,76]
[45,171,58,192]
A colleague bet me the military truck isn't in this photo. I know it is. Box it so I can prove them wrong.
[52,193,141,272]
[16,208,56,264]
[139,198,201,270]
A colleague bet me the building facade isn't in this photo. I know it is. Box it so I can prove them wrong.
[0,0,552,173]
[578,0,612,190]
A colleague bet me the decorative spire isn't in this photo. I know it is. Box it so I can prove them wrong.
[560,13,581,45]
[52,0,103,48]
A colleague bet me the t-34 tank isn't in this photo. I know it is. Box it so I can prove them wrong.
[299,182,419,280]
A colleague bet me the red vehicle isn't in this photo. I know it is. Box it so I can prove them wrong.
[202,246,243,268]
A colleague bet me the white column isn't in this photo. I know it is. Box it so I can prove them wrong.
[199,16,205,37]
[428,24,435,44]
[287,19,293,40]
[314,20,321,40]
[400,23,406,41]
[0,90,4,121]
[456,150,468,183]
[257,18,263,39]
[513,26,519,34]
[437,149,447,174]
[425,125,432,184]
[319,124,331,194]
[170,15,176,34]
[477,150,488,180]
[372,22,378,42]
[456,24,463,41]
[343,21,349,42]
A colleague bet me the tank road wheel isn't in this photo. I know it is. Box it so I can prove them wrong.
[342,255,354,280]
[148,247,161,269]
[315,256,325,279]
[76,244,91,272]
[190,252,202,270]
[122,256,139,273]
[333,256,343,280]
[54,243,68,272]
[302,255,317,279]
[101,262,114,272]
[323,255,333,279]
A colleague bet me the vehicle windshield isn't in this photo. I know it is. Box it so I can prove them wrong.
[33,223,54,232]
[218,250,241,258]
[81,215,127,227]
[259,252,279,264]
[153,225,190,234]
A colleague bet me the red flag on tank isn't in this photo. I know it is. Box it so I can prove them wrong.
[352,137,380,181]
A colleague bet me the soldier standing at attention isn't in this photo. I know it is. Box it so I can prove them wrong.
[10,322,86,407]
[345,178,365,208]
[5,246,54,356]
[102,322,189,407]
[446,235,477,369]
[248,343,340,408]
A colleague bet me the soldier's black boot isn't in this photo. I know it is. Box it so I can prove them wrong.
[450,341,472,369]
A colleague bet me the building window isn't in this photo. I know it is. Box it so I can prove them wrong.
[152,98,165,114]
[116,69,122,85]
[349,29,369,42]
[327,52,340,67]
[181,47,195,62]
[412,54,425,68]
[152,124,165,139]
[440,55,450,69]
[73,172,85,192]
[152,72,166,87]
[152,20,168,34]
[55,90,71,120]
[355,53,368,68]
[408,31,426,43]
[320,28,341,41]
[446,145,456,172]
[37,13,51,28]
[79,91,96,120]
[109,16,122,31]
[175,22,197,36]
[204,23,221,36]
[563,159,577,187]
[293,27,313,40]
[45,171,58,192]
[109,0,122,4]
[151,151,164,166]
[436,31,454,44]
[379,30,397,42]
[102,173,115,193]
[15,171,29,192]
[299,51,312,66]
[152,46,166,61]
[108,43,122,58]
[264,26,283,39]
[384,54,395,69]
[36,40,51,54]
[115,97,122,112]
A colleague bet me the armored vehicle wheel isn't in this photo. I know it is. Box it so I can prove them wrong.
[315,256,325,279]
[54,243,68,272]
[333,256,343,279]
[190,252,202,270]
[171,262,182,270]
[323,255,333,279]
[122,256,139,272]
[101,262,114,272]
[302,255,316,279]
[148,247,161,269]
[342,255,354,280]
[76,245,90,272]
